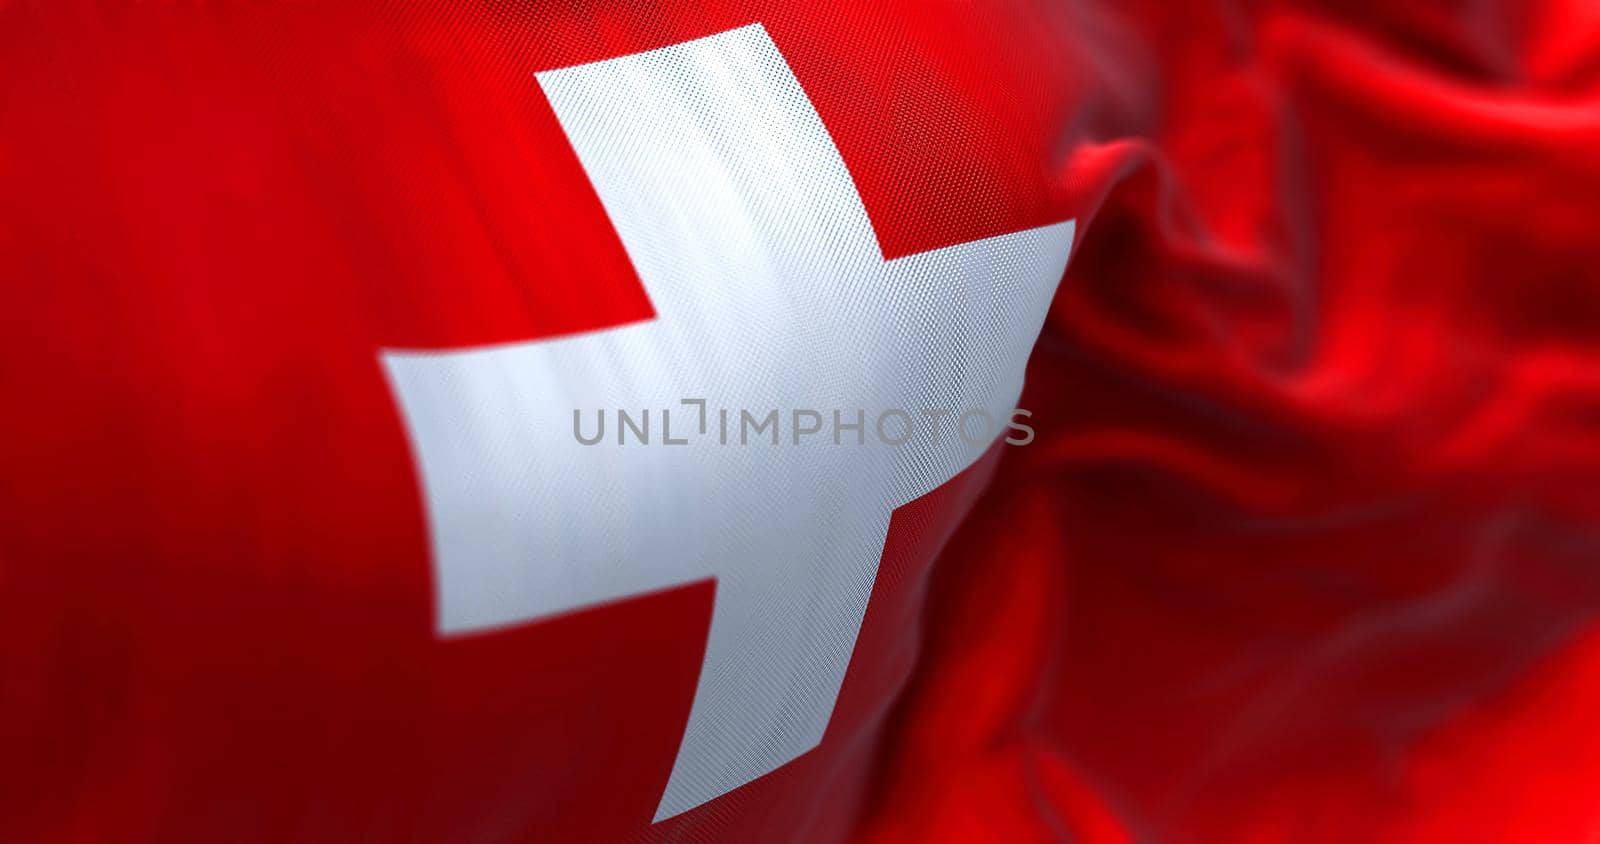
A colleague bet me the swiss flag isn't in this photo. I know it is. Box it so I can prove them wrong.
[3,2,1600,843]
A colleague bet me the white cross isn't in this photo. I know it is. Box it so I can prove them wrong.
[381,23,1074,821]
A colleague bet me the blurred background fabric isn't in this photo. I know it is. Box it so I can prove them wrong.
[3,1,1599,841]
[861,2,1600,840]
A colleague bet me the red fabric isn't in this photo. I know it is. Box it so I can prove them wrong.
[3,1,1599,841]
